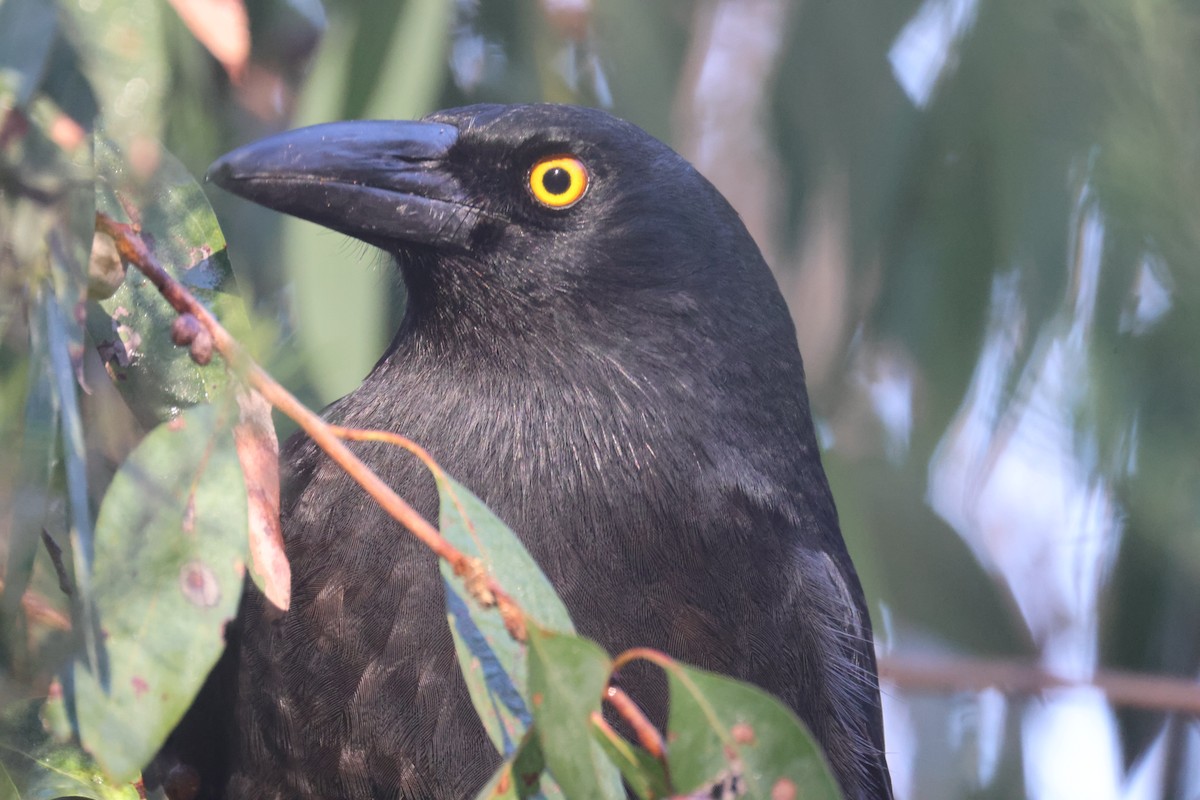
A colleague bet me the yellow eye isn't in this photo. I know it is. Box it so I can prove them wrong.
[528,155,589,208]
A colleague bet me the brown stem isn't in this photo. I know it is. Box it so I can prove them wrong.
[603,685,666,760]
[879,654,1200,715]
[0,577,72,632]
[94,212,527,641]
[328,425,526,640]
[612,647,674,673]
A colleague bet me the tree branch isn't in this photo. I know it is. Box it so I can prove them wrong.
[879,654,1200,715]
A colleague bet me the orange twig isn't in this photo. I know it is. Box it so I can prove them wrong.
[328,425,526,640]
[612,647,674,673]
[603,685,666,760]
[0,580,73,632]
[94,211,527,641]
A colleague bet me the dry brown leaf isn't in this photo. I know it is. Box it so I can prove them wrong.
[168,0,251,82]
[234,388,289,612]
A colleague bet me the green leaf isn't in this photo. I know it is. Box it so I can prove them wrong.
[474,728,556,800]
[74,402,248,779]
[526,627,623,800]
[664,662,843,800]
[0,700,138,800]
[434,471,573,756]
[1,323,57,658]
[590,723,669,800]
[434,473,574,629]
[42,276,102,678]
[86,135,248,427]
[0,764,16,799]
[432,476,619,798]
[445,588,531,758]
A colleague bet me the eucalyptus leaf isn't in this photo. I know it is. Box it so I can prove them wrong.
[40,34,99,131]
[41,278,100,677]
[526,627,623,800]
[664,662,842,800]
[434,471,572,757]
[1,325,56,651]
[589,723,669,800]
[74,403,248,779]
[474,728,560,800]
[59,0,167,145]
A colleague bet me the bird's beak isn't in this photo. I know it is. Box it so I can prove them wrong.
[207,120,478,249]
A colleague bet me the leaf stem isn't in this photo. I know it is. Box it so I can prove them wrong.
[603,685,666,761]
[879,654,1200,715]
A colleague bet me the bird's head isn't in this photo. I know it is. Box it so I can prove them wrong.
[209,103,792,359]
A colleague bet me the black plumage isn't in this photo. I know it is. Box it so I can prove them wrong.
[183,103,892,800]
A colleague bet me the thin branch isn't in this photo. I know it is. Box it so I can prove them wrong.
[879,654,1200,715]
[612,647,674,673]
[603,685,666,760]
[94,212,527,642]
[329,425,525,640]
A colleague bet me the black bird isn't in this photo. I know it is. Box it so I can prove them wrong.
[186,103,892,800]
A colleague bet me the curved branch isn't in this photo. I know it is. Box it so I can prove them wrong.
[603,685,666,760]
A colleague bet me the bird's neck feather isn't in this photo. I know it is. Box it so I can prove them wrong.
[357,318,834,548]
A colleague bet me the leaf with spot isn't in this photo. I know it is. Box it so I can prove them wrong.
[73,402,248,780]
[86,136,286,608]
[474,728,554,800]
[662,660,843,800]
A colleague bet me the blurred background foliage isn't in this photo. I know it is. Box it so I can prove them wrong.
[2,0,1200,797]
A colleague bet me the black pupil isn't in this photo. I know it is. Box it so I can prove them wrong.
[542,167,572,195]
